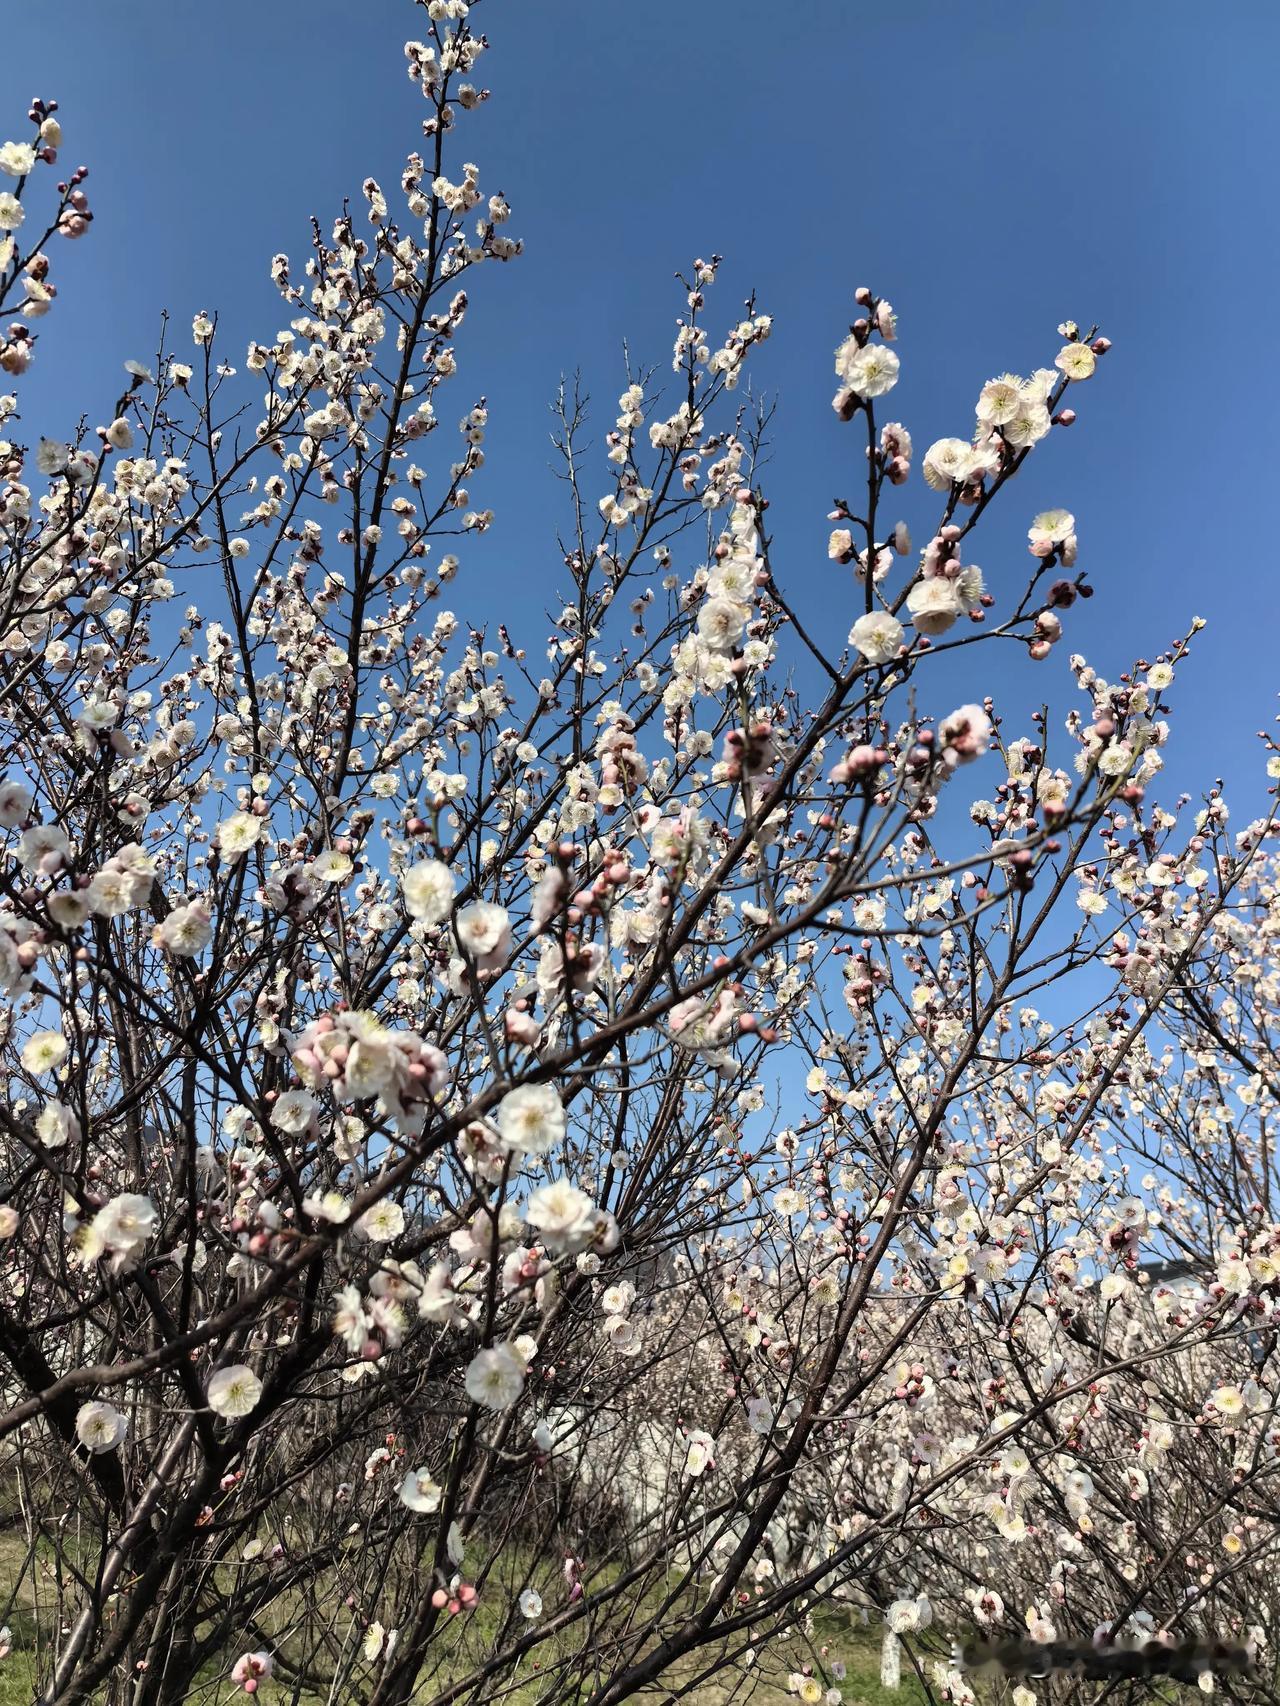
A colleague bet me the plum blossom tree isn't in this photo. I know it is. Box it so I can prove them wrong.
[0,4,1278,1705]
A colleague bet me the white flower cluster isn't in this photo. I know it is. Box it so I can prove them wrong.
[831,294,899,419]
[904,528,986,640]
[915,330,1101,501]
[289,1009,450,1134]
[663,498,772,708]
[524,1178,618,1257]
[70,1192,158,1273]
[59,840,156,925]
[0,908,38,995]
[152,899,214,957]
[330,1177,618,1396]
[669,987,741,1070]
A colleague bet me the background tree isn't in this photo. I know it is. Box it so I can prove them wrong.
[0,4,1277,1705]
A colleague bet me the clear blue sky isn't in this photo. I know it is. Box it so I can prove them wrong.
[5,0,1277,814]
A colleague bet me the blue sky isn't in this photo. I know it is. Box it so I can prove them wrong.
[5,0,1278,816]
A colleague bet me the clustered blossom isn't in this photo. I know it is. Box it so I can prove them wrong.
[904,527,986,639]
[70,1193,157,1272]
[831,294,899,417]
[524,1179,618,1255]
[668,495,773,705]
[922,368,1060,491]
[289,1009,450,1132]
[937,703,992,768]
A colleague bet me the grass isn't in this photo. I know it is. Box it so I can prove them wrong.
[0,1525,1267,1706]
[0,1521,922,1705]
[0,1630,916,1706]
[185,1624,920,1706]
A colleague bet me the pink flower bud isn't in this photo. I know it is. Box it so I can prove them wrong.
[844,744,881,779]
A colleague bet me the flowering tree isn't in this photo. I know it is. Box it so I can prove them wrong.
[1,4,1278,1705]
